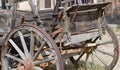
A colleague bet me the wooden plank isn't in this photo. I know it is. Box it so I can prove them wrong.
[62,49,81,59]
[66,2,112,12]
[0,37,5,45]
[71,31,99,44]
[61,0,74,4]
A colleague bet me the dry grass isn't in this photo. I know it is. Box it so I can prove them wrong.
[64,61,106,70]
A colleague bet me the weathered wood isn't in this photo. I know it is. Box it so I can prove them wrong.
[0,10,11,36]
[66,2,112,12]
[61,0,74,4]
[0,37,5,45]
[71,31,99,44]
[62,49,81,59]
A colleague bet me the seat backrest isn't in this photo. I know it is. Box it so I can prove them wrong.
[61,0,81,7]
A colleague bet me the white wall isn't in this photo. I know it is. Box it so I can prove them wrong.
[17,0,55,11]
[94,0,98,3]
[0,0,2,8]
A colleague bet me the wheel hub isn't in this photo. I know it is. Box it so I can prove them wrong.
[18,59,34,70]
[83,43,97,53]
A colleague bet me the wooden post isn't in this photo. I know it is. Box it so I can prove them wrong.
[94,0,98,3]
[89,0,93,3]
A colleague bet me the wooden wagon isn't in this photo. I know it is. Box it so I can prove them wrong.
[0,0,119,70]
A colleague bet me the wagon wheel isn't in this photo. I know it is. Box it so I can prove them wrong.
[70,24,119,70]
[1,24,64,70]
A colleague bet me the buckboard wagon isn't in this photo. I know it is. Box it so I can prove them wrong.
[0,0,119,70]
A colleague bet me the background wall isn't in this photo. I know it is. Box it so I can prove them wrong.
[0,0,120,24]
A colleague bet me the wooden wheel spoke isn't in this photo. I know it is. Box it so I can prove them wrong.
[96,49,114,57]
[30,31,34,59]
[5,53,24,64]
[98,41,113,46]
[91,54,96,69]
[18,31,30,57]
[35,66,43,70]
[34,58,55,65]
[8,39,26,59]
[12,68,17,70]
[86,53,89,62]
[76,50,85,62]
[34,41,45,60]
[84,53,89,69]
[93,52,107,67]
